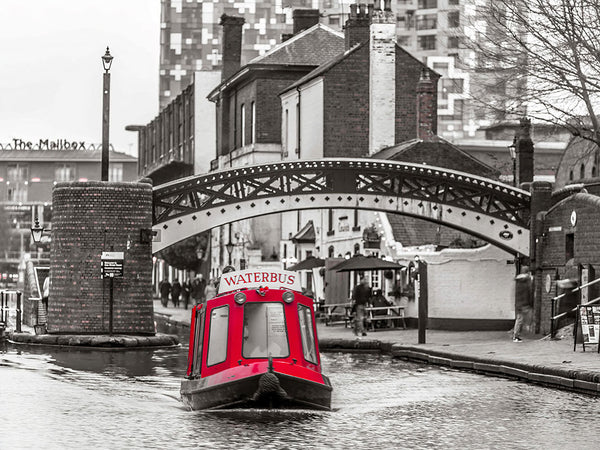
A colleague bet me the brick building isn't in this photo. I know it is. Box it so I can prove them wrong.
[0,143,137,288]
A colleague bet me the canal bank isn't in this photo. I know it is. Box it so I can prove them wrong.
[154,299,600,396]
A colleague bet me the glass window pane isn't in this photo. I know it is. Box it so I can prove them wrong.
[207,305,229,366]
[192,308,205,376]
[243,302,289,358]
[298,304,317,364]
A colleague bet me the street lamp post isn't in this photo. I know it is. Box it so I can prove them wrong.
[508,140,517,187]
[101,47,114,181]
[225,241,234,265]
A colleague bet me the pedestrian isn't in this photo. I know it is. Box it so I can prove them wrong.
[159,278,171,307]
[171,278,182,308]
[182,279,191,310]
[352,276,371,337]
[204,278,218,302]
[513,267,533,342]
[191,274,206,305]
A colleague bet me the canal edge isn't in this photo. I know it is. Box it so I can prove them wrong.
[318,337,600,397]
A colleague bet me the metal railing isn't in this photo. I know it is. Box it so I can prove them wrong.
[550,277,600,338]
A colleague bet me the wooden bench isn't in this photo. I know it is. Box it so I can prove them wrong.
[322,302,353,327]
[365,305,406,331]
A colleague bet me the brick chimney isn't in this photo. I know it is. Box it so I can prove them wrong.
[344,3,371,50]
[515,117,534,186]
[416,68,436,141]
[220,15,245,81]
[369,0,396,155]
[293,9,320,35]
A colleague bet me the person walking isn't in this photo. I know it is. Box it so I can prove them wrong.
[171,279,182,308]
[191,274,206,305]
[204,278,218,302]
[513,267,533,342]
[352,276,371,337]
[159,278,171,308]
[182,279,191,310]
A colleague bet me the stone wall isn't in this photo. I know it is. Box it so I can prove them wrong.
[48,181,154,335]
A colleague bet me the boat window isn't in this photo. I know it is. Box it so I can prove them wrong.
[192,307,205,376]
[206,305,229,366]
[242,302,289,359]
[297,304,317,364]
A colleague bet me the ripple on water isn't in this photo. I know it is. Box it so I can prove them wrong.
[0,346,598,450]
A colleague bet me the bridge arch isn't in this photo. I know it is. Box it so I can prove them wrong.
[152,159,531,256]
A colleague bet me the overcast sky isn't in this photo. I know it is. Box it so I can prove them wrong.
[0,1,160,156]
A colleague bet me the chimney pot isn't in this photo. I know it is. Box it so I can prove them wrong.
[384,0,392,11]
[350,3,358,19]
[368,3,374,18]
[359,3,367,18]
[374,0,381,10]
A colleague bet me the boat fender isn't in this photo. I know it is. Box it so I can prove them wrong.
[252,372,289,401]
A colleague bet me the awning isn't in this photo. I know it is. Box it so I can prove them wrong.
[287,257,325,271]
[291,220,315,244]
[330,255,404,272]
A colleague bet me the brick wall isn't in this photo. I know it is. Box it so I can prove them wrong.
[48,181,154,335]
[538,193,600,333]
[323,44,370,158]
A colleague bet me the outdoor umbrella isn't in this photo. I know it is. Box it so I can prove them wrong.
[330,255,404,272]
[287,256,326,271]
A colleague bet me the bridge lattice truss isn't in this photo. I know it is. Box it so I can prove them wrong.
[153,159,531,255]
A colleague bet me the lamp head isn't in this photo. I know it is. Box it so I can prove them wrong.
[102,47,114,72]
[31,218,44,243]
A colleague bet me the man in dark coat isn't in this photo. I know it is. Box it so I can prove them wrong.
[513,267,533,342]
[171,279,182,308]
[159,279,171,307]
[352,276,371,337]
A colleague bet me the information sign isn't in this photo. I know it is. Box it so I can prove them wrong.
[101,251,124,278]
[575,305,600,351]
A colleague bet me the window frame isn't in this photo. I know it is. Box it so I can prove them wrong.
[206,304,229,367]
[242,302,290,359]
[297,303,318,364]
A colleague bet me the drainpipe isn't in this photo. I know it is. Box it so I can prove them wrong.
[296,87,301,158]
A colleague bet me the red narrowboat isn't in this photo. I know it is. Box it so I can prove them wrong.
[181,269,332,410]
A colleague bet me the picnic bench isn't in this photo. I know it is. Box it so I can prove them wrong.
[365,305,406,331]
[322,302,353,327]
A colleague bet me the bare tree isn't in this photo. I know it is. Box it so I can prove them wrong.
[464,0,600,146]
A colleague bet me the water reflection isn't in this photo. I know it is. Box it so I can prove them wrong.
[1,340,597,449]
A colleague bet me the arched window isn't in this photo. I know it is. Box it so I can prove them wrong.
[328,246,334,258]
[354,243,360,255]
[580,163,585,179]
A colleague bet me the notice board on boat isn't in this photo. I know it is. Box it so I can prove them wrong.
[575,305,600,351]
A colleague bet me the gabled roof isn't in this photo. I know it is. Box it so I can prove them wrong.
[209,24,344,101]
[248,24,344,66]
[291,220,316,244]
[371,136,500,179]
[281,41,439,96]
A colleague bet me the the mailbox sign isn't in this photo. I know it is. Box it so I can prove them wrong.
[101,251,124,278]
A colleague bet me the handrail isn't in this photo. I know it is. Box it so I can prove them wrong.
[550,277,600,339]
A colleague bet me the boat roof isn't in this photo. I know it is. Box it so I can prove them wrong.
[218,269,302,295]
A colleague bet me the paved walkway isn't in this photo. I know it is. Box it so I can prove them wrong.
[153,299,600,394]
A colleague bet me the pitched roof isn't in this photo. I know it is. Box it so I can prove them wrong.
[371,137,500,179]
[291,220,316,244]
[248,24,344,67]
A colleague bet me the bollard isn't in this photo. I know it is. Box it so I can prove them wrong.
[16,291,22,333]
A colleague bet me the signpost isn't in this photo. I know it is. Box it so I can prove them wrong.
[101,252,124,335]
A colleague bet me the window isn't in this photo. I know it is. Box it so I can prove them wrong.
[242,303,289,358]
[109,163,123,182]
[569,170,574,181]
[354,243,360,255]
[593,166,597,177]
[448,36,460,48]
[371,270,381,290]
[298,304,317,364]
[7,164,28,182]
[55,164,75,182]
[191,307,205,376]
[328,16,339,26]
[7,164,28,202]
[418,35,436,50]
[250,102,256,143]
[565,233,575,262]
[327,209,334,235]
[449,0,459,4]
[240,104,246,147]
[418,0,437,8]
[328,246,334,258]
[416,14,437,30]
[580,164,585,179]
[207,305,229,366]
[448,11,460,28]
[284,109,289,154]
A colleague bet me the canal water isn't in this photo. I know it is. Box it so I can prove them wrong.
[0,336,597,450]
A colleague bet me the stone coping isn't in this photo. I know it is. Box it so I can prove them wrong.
[8,332,179,350]
[319,337,600,396]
